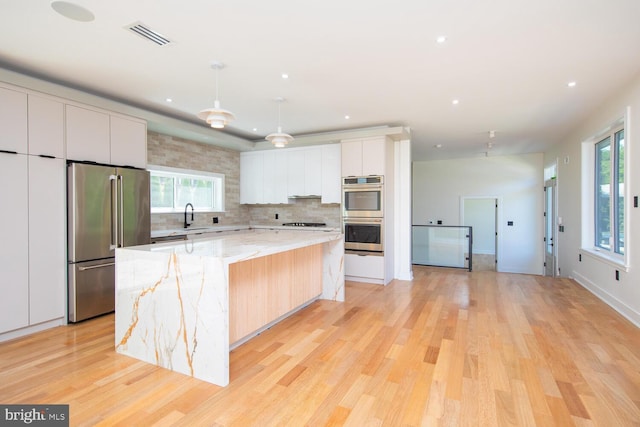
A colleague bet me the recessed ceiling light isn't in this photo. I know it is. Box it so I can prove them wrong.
[345,115,350,120]
[281,73,289,79]
[568,81,577,87]
[252,128,258,132]
[51,1,95,22]
[434,144,443,148]
[436,36,447,44]
[452,99,459,105]
[165,98,172,103]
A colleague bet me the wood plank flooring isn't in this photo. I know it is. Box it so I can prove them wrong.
[1,266,640,426]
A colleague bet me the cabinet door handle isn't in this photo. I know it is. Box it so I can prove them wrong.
[38,154,56,159]
[0,149,18,155]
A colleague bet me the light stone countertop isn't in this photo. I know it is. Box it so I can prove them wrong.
[137,228,343,265]
[150,224,339,239]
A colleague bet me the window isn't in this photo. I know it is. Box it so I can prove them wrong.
[149,165,225,213]
[594,128,624,254]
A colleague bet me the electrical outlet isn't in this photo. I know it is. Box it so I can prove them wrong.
[212,217,219,224]
[275,213,279,219]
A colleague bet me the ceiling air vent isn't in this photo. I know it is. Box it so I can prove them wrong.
[126,22,171,46]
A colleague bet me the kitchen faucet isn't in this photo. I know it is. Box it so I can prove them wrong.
[184,203,194,228]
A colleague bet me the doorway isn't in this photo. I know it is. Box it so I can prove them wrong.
[461,197,498,271]
[544,179,557,276]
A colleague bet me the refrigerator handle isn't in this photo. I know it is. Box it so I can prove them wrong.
[110,174,118,250]
[118,174,124,248]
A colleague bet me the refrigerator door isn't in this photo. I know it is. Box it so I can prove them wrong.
[117,167,150,247]
[68,163,116,262]
[68,258,115,322]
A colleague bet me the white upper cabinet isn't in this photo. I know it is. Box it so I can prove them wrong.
[241,144,341,204]
[110,115,147,168]
[66,104,147,167]
[263,150,288,204]
[66,104,110,163]
[341,137,387,177]
[0,86,28,154]
[321,144,341,204]
[286,147,322,198]
[361,137,387,176]
[286,150,305,198]
[304,147,322,197]
[240,151,264,204]
[340,139,362,177]
[28,95,64,158]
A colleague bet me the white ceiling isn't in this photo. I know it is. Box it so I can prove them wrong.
[1,0,639,161]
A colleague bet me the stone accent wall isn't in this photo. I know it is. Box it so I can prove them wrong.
[147,131,249,229]
[148,131,341,230]
[247,199,341,228]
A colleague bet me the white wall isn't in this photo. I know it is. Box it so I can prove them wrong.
[413,153,544,274]
[544,72,640,327]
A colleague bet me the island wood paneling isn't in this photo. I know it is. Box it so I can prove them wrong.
[228,244,323,344]
[1,266,640,426]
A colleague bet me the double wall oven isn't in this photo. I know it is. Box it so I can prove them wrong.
[342,176,383,253]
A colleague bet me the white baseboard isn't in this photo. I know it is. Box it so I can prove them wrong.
[0,318,66,343]
[572,270,640,328]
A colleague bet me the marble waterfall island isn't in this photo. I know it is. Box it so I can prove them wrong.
[114,229,344,386]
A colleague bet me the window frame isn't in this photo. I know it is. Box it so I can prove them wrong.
[148,164,225,213]
[581,109,629,270]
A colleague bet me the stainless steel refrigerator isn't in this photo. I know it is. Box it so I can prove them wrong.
[67,162,150,322]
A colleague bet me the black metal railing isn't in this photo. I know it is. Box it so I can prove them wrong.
[412,225,473,271]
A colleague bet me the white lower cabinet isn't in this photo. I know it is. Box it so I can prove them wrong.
[344,253,385,284]
[0,153,65,336]
[0,152,29,333]
[28,156,66,324]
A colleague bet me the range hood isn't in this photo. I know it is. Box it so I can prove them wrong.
[288,195,321,199]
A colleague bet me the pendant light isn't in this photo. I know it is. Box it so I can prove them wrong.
[266,97,294,148]
[197,61,235,129]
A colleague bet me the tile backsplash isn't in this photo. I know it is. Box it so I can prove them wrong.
[148,131,341,230]
[248,199,341,228]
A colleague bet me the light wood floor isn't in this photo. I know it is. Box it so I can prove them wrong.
[1,267,640,426]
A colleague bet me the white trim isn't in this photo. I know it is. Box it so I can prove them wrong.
[148,164,225,213]
[580,107,630,269]
[573,270,640,328]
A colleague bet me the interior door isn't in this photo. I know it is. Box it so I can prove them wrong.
[544,180,557,276]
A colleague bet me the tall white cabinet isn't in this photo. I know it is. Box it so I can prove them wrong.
[341,136,395,285]
[0,152,29,332]
[0,90,66,334]
[0,81,147,340]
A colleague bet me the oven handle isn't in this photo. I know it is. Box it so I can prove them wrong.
[342,184,383,191]
[343,218,383,224]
